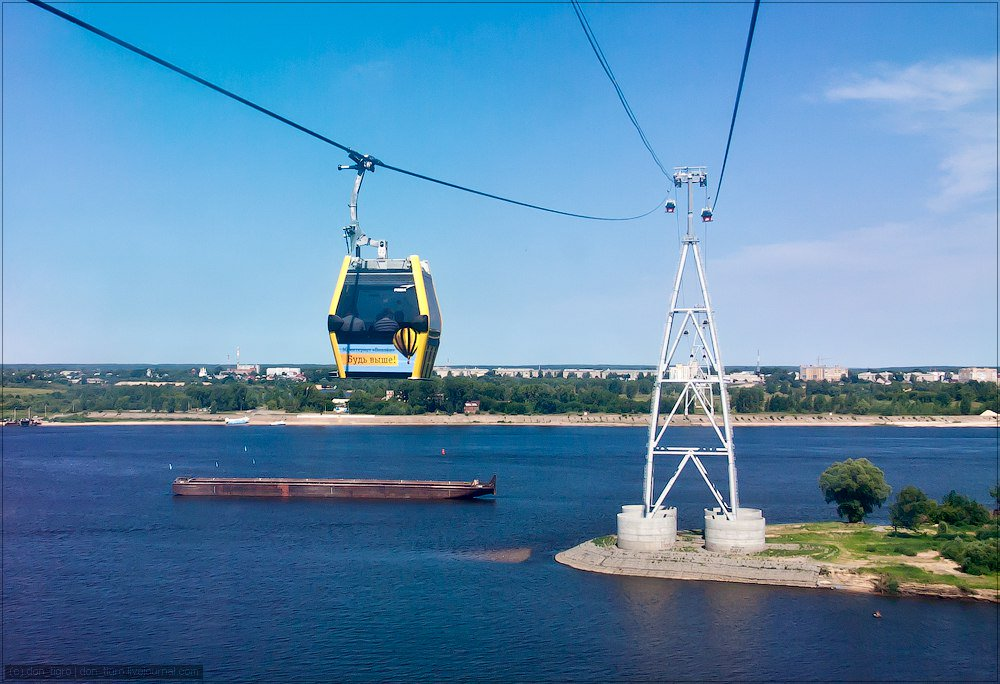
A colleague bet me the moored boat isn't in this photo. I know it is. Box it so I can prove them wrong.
[172,475,496,500]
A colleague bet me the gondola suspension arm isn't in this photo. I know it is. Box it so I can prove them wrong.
[338,152,387,259]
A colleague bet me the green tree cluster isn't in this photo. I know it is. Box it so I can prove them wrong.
[5,365,999,419]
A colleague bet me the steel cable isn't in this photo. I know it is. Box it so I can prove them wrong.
[713,0,761,211]
[27,0,664,222]
[569,0,670,179]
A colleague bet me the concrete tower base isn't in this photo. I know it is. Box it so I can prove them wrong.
[704,507,766,553]
[616,505,677,551]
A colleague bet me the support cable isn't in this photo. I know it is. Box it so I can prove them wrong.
[569,0,670,179]
[26,0,663,222]
[713,0,761,211]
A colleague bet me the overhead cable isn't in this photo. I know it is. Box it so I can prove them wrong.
[570,0,670,179]
[26,0,663,222]
[713,0,761,211]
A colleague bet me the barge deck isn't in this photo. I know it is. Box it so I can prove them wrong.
[172,475,496,500]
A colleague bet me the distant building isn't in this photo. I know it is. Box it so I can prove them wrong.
[563,368,603,379]
[265,367,304,380]
[235,363,259,377]
[463,400,481,415]
[906,371,946,383]
[607,369,651,381]
[85,377,106,385]
[726,371,764,386]
[858,371,893,385]
[957,367,998,383]
[494,368,541,378]
[384,390,396,401]
[436,367,490,378]
[116,381,185,387]
[198,367,209,378]
[669,361,701,381]
[800,365,848,382]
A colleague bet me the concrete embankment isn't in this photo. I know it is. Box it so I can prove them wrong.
[556,540,822,588]
[555,538,999,602]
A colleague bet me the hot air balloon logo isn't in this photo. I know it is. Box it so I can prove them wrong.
[393,327,419,360]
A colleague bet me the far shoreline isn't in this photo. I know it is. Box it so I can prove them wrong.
[29,411,999,428]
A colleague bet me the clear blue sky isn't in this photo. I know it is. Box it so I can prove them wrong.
[4,1,997,367]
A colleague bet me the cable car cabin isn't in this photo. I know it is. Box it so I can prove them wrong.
[664,199,677,214]
[701,207,714,222]
[327,254,442,379]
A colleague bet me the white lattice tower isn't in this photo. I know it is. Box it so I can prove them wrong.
[642,166,741,521]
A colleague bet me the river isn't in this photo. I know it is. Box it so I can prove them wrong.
[3,425,996,680]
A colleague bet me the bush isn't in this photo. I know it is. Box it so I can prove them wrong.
[975,525,1000,541]
[960,540,999,575]
[940,539,967,564]
[935,491,990,527]
[873,573,900,595]
[940,538,999,575]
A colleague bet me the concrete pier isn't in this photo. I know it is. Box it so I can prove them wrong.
[556,537,822,588]
[616,505,677,551]
[703,507,767,553]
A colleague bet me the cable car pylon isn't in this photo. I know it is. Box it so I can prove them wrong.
[616,166,765,553]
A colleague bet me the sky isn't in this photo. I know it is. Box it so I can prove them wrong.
[4,1,997,368]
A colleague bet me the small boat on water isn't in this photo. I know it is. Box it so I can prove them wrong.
[172,475,496,500]
[269,420,287,426]
[225,416,250,426]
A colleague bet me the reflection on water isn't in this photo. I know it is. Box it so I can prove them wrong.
[469,547,533,563]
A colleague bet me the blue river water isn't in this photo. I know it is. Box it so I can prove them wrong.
[3,425,997,681]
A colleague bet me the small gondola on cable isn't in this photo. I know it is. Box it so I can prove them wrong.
[327,153,442,379]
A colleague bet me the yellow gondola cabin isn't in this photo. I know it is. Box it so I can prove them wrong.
[327,254,442,379]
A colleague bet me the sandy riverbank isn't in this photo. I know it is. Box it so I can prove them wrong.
[35,411,999,428]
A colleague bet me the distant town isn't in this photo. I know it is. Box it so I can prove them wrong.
[3,361,998,422]
[8,362,996,387]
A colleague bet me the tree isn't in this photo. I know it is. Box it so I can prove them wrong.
[959,391,973,415]
[766,394,791,412]
[732,387,765,413]
[889,486,934,531]
[818,458,891,523]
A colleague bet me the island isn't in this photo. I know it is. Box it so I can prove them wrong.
[557,522,999,602]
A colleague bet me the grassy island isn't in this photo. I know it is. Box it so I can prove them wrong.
[557,521,999,602]
[763,522,999,595]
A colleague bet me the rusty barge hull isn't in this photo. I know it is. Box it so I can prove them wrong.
[172,475,496,500]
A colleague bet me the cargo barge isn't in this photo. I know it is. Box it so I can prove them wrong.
[172,475,496,500]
